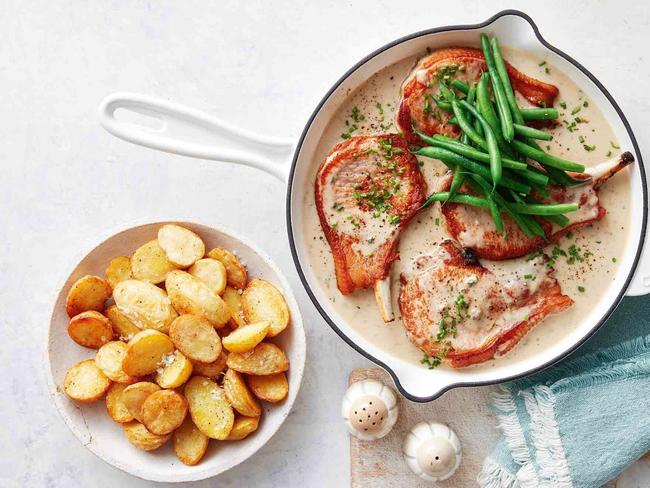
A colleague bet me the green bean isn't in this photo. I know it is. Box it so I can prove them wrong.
[490,36,524,126]
[438,82,457,103]
[421,133,525,170]
[513,123,551,141]
[431,95,452,112]
[511,140,585,173]
[476,73,515,156]
[508,202,579,215]
[421,192,490,209]
[461,84,477,145]
[519,214,548,240]
[481,34,514,142]
[448,167,466,201]
[469,176,503,232]
[531,182,550,198]
[450,100,487,150]
[521,107,559,121]
[414,146,530,193]
[543,164,588,186]
[448,116,458,125]
[468,175,528,236]
[458,100,502,187]
[451,79,470,94]
[541,214,570,227]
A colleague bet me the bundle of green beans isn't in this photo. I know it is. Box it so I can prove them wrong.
[414,34,585,239]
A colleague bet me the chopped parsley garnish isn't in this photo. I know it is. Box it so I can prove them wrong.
[544,66,550,74]
[583,144,596,152]
[331,202,344,212]
[375,102,384,116]
[526,250,544,261]
[435,217,440,226]
[583,101,589,108]
[346,216,360,229]
[351,106,364,123]
[578,286,586,293]
[571,106,582,115]
[388,214,400,225]
[559,101,567,109]
[606,150,612,157]
[524,274,536,281]
[611,141,620,149]
[538,61,547,67]
[566,244,593,265]
[612,257,617,263]
[341,124,358,140]
[578,135,585,143]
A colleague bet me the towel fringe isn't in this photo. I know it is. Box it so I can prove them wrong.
[522,386,573,487]
[477,457,519,488]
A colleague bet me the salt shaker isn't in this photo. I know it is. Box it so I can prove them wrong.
[341,379,398,441]
[403,421,462,481]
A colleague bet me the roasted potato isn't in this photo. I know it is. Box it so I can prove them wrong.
[122,382,161,423]
[191,352,228,379]
[67,311,113,349]
[226,342,289,376]
[226,416,260,441]
[122,329,175,377]
[188,258,227,296]
[131,240,177,284]
[169,314,221,363]
[158,224,205,267]
[222,286,246,328]
[105,305,140,341]
[184,376,234,440]
[95,341,137,383]
[142,390,188,435]
[123,421,170,451]
[222,321,269,353]
[247,373,289,403]
[106,383,135,423]
[113,279,178,332]
[155,350,192,389]
[64,359,111,403]
[207,247,247,289]
[65,275,112,317]
[166,270,230,327]
[223,369,261,417]
[173,417,209,466]
[241,279,290,337]
[105,256,133,290]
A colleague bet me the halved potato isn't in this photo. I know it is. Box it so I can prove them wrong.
[222,286,246,328]
[226,342,289,376]
[247,373,289,403]
[131,240,177,284]
[241,279,290,337]
[226,416,260,441]
[64,359,111,403]
[184,376,234,440]
[158,224,205,267]
[113,279,178,332]
[67,311,113,349]
[222,321,270,353]
[191,352,228,379]
[105,256,133,289]
[95,341,137,383]
[123,421,170,451]
[105,305,141,341]
[223,369,261,417]
[122,329,175,377]
[166,270,230,327]
[207,247,248,289]
[122,381,161,423]
[65,275,112,317]
[188,258,227,296]
[169,314,221,363]
[142,390,188,435]
[173,417,209,466]
[106,383,135,423]
[155,350,193,388]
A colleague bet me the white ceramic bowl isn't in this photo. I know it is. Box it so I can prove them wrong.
[46,221,306,482]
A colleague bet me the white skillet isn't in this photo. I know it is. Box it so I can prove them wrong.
[46,221,306,482]
[98,11,648,402]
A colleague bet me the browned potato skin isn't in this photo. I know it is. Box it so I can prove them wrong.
[105,256,133,290]
[67,311,114,349]
[106,383,135,423]
[247,373,289,403]
[131,239,177,284]
[64,359,112,403]
[223,369,261,417]
[169,314,221,363]
[191,352,228,379]
[241,279,290,337]
[122,382,161,423]
[184,376,234,440]
[226,416,260,441]
[65,275,112,317]
[123,421,171,451]
[95,341,137,383]
[166,270,231,327]
[105,305,140,341]
[226,342,289,376]
[207,247,248,289]
[158,224,205,268]
[142,390,188,435]
[222,286,246,328]
[173,417,209,465]
[122,329,175,377]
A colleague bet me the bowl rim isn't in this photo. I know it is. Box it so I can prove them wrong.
[285,9,647,402]
[45,219,307,482]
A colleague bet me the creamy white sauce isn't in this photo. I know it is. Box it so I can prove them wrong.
[303,48,631,370]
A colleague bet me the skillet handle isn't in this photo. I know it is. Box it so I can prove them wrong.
[99,93,295,182]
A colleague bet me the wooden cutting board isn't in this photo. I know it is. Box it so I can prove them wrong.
[349,368,622,487]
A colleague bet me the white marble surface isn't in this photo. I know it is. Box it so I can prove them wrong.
[0,1,649,486]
